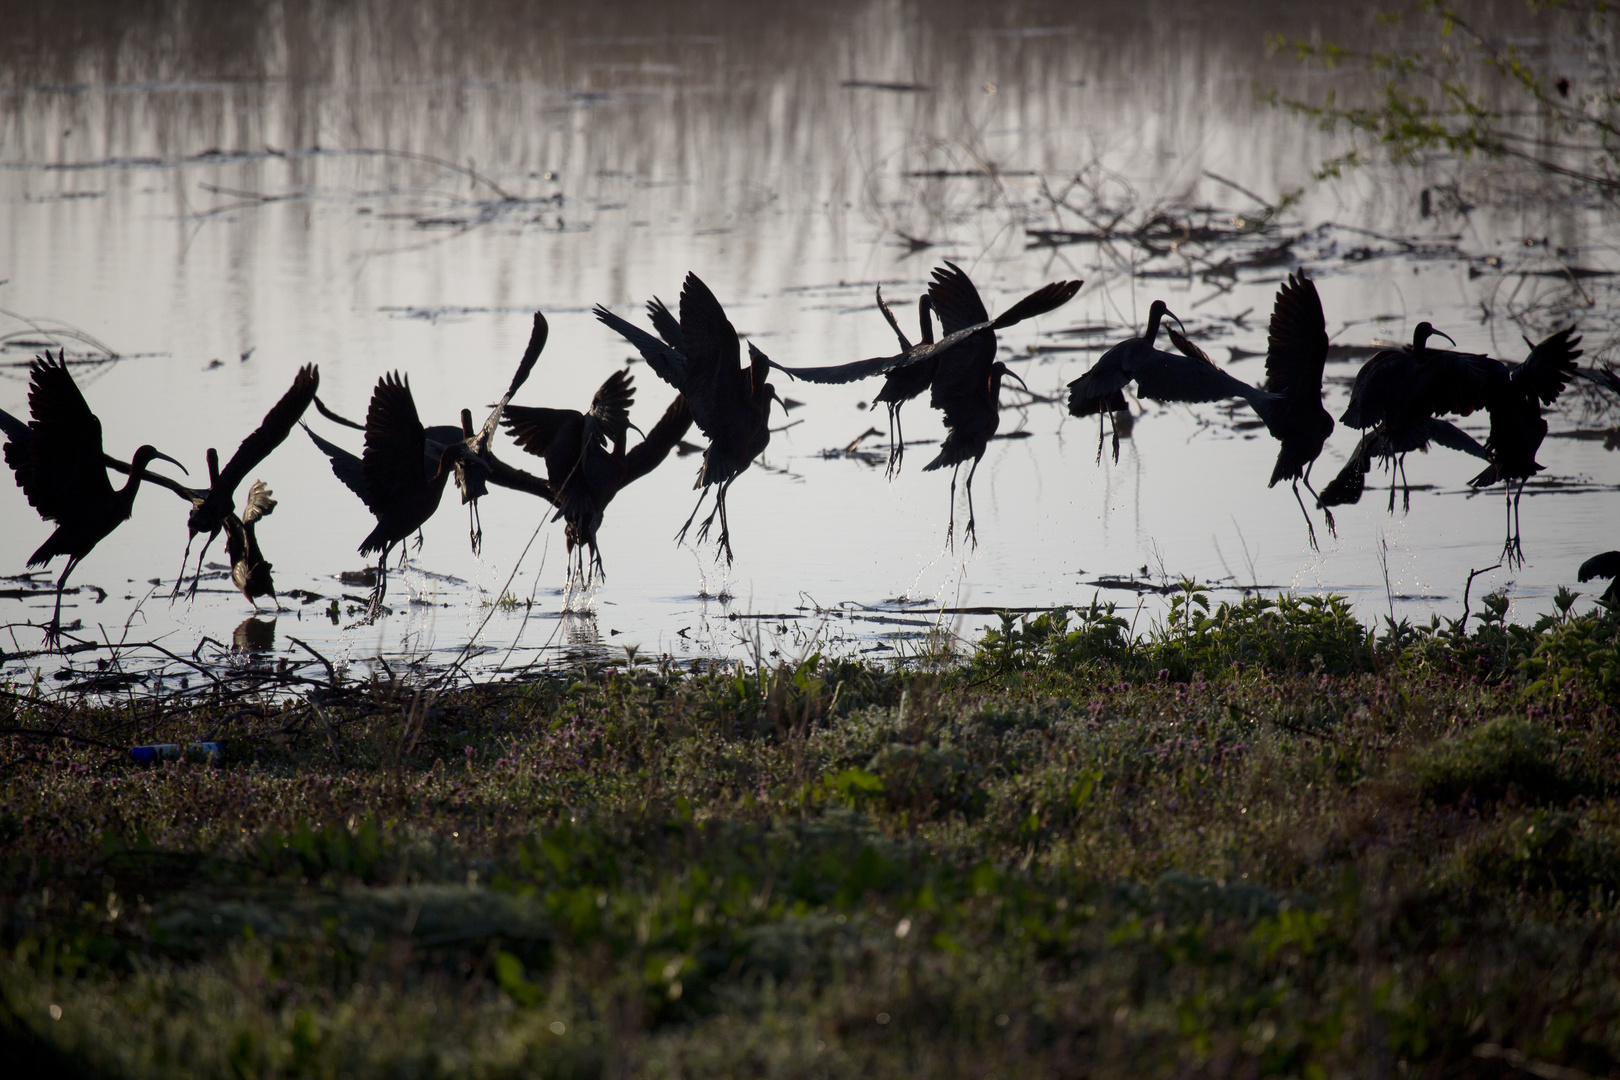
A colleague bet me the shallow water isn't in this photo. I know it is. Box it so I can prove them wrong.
[3,0,1618,686]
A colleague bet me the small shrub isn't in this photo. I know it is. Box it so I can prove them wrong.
[1408,716,1583,807]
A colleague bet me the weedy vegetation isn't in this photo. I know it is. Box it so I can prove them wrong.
[3,586,1620,1077]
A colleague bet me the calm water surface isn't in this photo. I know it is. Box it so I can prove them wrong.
[2,0,1617,684]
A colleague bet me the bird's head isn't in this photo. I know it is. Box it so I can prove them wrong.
[434,441,488,480]
[1412,321,1457,352]
[133,446,188,475]
[460,409,475,438]
[992,361,1031,398]
[1145,299,1184,343]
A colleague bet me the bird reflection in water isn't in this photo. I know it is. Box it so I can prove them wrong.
[232,616,276,654]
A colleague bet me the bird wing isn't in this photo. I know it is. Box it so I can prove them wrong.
[312,395,367,431]
[624,393,693,484]
[17,353,114,522]
[502,405,584,459]
[241,479,276,525]
[480,444,558,505]
[1340,348,1408,428]
[927,262,990,334]
[214,364,319,496]
[595,304,688,389]
[585,368,636,452]
[1128,346,1266,405]
[1578,551,1620,583]
[647,297,687,354]
[470,311,550,455]
[875,287,912,351]
[1066,340,1135,417]
[360,373,427,516]
[1263,272,1329,398]
[0,404,27,445]
[677,272,744,439]
[222,511,248,568]
[1417,349,1510,419]
[989,279,1082,329]
[302,422,368,502]
[1512,327,1582,406]
[1423,417,1488,459]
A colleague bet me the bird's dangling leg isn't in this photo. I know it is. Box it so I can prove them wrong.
[963,457,982,549]
[1502,482,1526,569]
[170,532,198,600]
[886,405,904,479]
[674,488,709,547]
[45,558,78,648]
[1301,462,1336,538]
[1386,458,1399,515]
[1399,457,1412,514]
[715,483,735,564]
[367,553,391,621]
[413,529,425,555]
[1095,414,1107,466]
[186,530,219,601]
[944,463,961,551]
[1291,479,1320,553]
[468,500,483,557]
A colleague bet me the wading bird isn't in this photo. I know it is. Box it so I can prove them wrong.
[1068,299,1282,463]
[1579,551,1620,605]
[921,263,1079,546]
[223,480,278,610]
[0,352,186,641]
[501,372,693,580]
[164,364,317,599]
[594,273,782,562]
[1330,321,1506,514]
[871,288,935,476]
[1468,327,1582,567]
[310,313,547,556]
[305,372,486,617]
[1257,273,1335,549]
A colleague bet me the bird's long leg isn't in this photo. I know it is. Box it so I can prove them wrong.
[674,487,709,546]
[1095,414,1107,466]
[1503,481,1526,569]
[468,501,482,557]
[1291,479,1320,552]
[715,482,735,564]
[1386,457,1398,514]
[170,532,197,599]
[368,547,391,621]
[186,530,219,601]
[1301,462,1335,537]
[963,457,982,549]
[886,404,904,479]
[1399,457,1412,514]
[413,529,424,554]
[944,463,960,550]
[46,557,78,647]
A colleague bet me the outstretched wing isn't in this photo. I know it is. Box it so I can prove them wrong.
[360,372,427,517]
[214,364,319,496]
[14,353,114,523]
[647,297,687,355]
[1513,326,1582,406]
[989,279,1082,329]
[469,311,551,455]
[927,262,990,334]
[595,304,688,389]
[1424,417,1488,459]
[585,368,636,452]
[302,422,368,501]
[241,479,276,525]
[1263,272,1329,399]
[1129,348,1264,405]
[624,393,694,484]
[677,272,744,439]
[502,405,584,459]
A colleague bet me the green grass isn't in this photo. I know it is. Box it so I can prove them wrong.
[3,591,1619,1078]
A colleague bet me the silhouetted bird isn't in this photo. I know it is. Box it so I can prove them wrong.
[223,480,278,610]
[1258,273,1335,549]
[502,370,694,580]
[922,263,1080,546]
[0,351,186,641]
[1327,321,1505,513]
[310,314,546,556]
[594,273,782,563]
[871,288,935,476]
[304,372,486,617]
[165,364,317,599]
[1578,551,1620,605]
[1467,327,1582,567]
[1068,299,1282,462]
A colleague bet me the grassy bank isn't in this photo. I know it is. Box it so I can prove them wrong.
[3,586,1620,1078]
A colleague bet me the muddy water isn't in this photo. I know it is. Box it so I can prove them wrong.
[2,0,1617,685]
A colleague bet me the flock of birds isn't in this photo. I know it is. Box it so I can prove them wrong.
[4,262,1620,648]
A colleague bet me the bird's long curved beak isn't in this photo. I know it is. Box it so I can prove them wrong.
[151,449,189,476]
[1003,370,1032,395]
[1168,310,1190,338]
[1433,328,1457,348]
